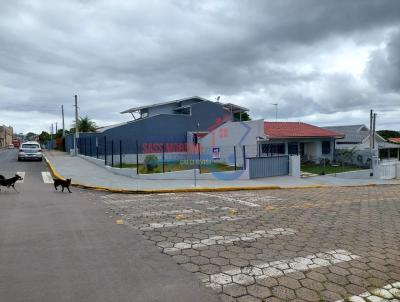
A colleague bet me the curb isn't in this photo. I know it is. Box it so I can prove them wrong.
[44,156,398,194]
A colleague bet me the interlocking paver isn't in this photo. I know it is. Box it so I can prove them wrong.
[96,185,400,302]
[272,285,296,300]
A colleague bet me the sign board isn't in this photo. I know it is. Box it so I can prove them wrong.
[212,147,221,159]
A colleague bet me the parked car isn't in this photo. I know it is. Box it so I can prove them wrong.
[18,141,42,161]
[8,144,14,149]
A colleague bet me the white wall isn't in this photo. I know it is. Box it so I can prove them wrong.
[199,119,265,166]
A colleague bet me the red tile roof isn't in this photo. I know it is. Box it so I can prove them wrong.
[389,138,400,144]
[264,122,344,139]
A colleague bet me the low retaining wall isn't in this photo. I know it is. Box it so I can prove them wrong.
[79,154,250,180]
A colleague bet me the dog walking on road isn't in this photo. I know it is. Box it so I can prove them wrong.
[0,174,23,192]
[53,178,72,193]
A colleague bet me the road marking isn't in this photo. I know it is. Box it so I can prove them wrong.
[197,192,260,207]
[135,215,256,231]
[131,209,202,218]
[207,249,359,288]
[335,282,400,302]
[16,172,25,183]
[41,172,54,184]
[164,228,297,251]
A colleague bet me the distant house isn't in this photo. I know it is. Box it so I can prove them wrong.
[199,120,343,165]
[261,122,343,162]
[324,124,400,160]
[0,124,13,148]
[388,138,400,144]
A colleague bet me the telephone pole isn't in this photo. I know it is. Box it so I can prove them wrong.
[61,104,65,138]
[74,95,79,156]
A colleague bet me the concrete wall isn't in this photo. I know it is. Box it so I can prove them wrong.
[199,119,265,166]
[79,154,251,180]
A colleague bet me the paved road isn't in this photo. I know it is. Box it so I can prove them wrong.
[0,149,220,302]
[101,185,400,301]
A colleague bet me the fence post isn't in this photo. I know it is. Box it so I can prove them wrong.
[243,145,246,170]
[198,143,201,174]
[96,137,99,159]
[162,143,165,173]
[234,146,237,170]
[111,140,114,167]
[136,140,139,175]
[104,137,107,166]
[119,140,122,169]
[90,137,92,157]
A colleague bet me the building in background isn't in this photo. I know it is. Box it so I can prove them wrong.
[0,124,13,148]
[62,96,248,159]
[324,124,400,162]
[199,120,343,165]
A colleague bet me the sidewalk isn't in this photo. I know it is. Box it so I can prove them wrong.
[45,151,400,192]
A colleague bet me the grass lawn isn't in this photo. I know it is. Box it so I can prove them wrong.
[301,163,367,175]
[114,161,238,174]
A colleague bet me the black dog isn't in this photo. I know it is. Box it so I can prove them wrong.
[53,178,72,193]
[0,174,23,192]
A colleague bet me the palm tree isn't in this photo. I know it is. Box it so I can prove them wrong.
[72,116,97,133]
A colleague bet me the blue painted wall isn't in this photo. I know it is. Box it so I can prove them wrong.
[64,100,232,155]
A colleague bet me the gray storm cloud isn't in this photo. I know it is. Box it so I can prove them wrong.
[0,0,399,133]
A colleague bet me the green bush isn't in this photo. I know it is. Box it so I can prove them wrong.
[144,154,159,172]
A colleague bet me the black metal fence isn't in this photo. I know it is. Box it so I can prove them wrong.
[76,137,259,174]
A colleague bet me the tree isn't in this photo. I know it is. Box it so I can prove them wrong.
[71,116,97,133]
[234,112,251,121]
[25,132,37,141]
[377,130,400,141]
[38,131,51,144]
[55,129,69,139]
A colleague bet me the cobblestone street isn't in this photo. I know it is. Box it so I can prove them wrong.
[97,186,400,302]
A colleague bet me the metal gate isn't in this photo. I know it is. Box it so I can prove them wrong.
[248,155,289,179]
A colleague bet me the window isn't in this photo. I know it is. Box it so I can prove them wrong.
[288,142,299,155]
[322,141,331,154]
[21,143,40,149]
[261,143,285,155]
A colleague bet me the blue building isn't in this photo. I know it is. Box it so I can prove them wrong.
[65,96,248,157]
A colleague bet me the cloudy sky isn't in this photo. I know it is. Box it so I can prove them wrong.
[1,0,399,134]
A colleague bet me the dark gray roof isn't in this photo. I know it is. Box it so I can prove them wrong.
[323,125,370,143]
[120,96,208,114]
[378,141,400,149]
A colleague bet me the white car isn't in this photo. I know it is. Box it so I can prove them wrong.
[18,141,43,161]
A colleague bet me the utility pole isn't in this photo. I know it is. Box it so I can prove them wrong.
[369,109,373,151]
[50,124,53,150]
[55,122,58,134]
[372,113,377,150]
[62,104,65,138]
[74,95,79,156]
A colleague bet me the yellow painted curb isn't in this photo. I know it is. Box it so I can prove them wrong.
[43,155,399,194]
